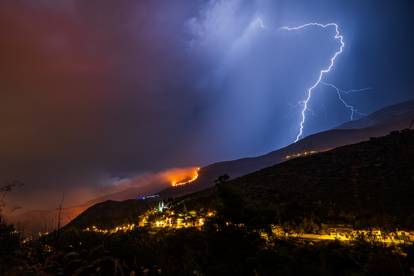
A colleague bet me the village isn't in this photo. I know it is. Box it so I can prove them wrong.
[84,201,414,246]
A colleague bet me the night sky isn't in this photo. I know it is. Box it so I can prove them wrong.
[1,0,414,210]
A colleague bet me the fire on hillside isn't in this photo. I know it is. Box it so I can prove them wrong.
[164,167,200,187]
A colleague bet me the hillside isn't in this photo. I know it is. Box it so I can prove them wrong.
[11,99,414,235]
[178,129,414,229]
[338,99,414,130]
[68,129,414,230]
[159,99,414,198]
[65,199,153,230]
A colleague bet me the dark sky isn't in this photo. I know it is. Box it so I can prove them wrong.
[1,0,413,209]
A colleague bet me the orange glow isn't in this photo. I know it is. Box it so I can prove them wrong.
[164,167,200,187]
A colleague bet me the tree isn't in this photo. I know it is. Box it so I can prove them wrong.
[0,180,23,222]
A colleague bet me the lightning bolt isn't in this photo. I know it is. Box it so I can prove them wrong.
[252,19,370,142]
[321,82,371,120]
[281,23,345,142]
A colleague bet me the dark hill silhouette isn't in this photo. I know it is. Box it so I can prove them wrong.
[180,129,414,229]
[66,199,152,230]
[159,99,414,198]
[11,99,414,234]
[337,99,414,130]
[68,129,414,230]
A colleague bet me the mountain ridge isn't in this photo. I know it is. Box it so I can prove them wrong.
[10,99,414,235]
[159,99,414,198]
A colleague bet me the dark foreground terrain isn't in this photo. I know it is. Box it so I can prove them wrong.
[1,223,414,275]
[1,130,414,275]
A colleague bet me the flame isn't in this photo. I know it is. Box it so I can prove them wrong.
[165,167,200,187]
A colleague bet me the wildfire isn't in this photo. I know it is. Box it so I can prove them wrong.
[168,167,201,187]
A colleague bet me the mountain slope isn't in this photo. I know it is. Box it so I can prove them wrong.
[13,99,414,234]
[69,129,414,230]
[179,129,414,228]
[65,199,153,230]
[337,99,414,130]
[160,99,414,198]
